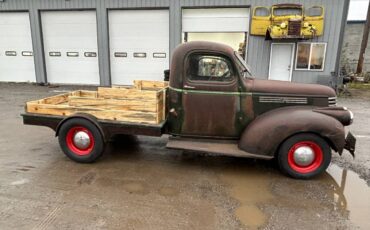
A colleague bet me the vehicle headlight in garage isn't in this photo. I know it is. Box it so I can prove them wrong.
[280,22,287,29]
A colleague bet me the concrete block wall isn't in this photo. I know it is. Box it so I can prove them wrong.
[341,22,370,73]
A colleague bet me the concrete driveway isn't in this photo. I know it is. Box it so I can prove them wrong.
[0,83,369,230]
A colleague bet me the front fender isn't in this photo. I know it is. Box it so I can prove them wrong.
[239,106,346,157]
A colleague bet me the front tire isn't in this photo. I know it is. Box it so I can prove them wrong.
[58,118,105,163]
[277,133,331,179]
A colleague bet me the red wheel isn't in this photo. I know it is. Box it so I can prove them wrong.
[58,118,105,163]
[278,134,331,179]
[287,141,324,174]
[66,126,95,156]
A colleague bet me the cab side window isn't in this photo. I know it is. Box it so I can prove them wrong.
[187,54,233,82]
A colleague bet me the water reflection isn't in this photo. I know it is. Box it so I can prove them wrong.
[326,164,370,229]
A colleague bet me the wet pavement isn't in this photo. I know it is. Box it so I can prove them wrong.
[0,83,369,229]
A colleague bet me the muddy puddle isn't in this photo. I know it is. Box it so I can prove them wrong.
[219,163,370,229]
[326,164,370,229]
[219,166,274,229]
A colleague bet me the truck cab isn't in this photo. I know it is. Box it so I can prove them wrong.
[167,41,339,138]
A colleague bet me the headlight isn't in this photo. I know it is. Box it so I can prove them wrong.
[313,107,354,126]
[349,110,354,124]
[280,22,287,29]
[303,22,309,28]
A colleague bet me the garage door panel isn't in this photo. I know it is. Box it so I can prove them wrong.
[109,10,169,85]
[42,11,99,85]
[47,39,98,49]
[44,12,97,24]
[46,25,97,37]
[0,12,36,82]
[182,8,250,32]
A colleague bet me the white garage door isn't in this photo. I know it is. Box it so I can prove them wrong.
[182,8,249,52]
[41,11,99,85]
[182,8,250,32]
[109,10,169,85]
[0,12,36,82]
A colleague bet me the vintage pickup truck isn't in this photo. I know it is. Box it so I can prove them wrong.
[22,41,355,179]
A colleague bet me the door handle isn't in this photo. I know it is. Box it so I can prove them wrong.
[184,85,195,89]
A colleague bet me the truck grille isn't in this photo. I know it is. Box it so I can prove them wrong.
[288,20,301,36]
[259,96,307,104]
[328,97,337,106]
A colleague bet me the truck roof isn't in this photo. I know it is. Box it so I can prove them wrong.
[272,3,302,8]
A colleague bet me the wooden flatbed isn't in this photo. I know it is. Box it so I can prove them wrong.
[24,80,168,125]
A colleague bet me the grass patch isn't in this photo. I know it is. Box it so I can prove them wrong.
[348,83,370,90]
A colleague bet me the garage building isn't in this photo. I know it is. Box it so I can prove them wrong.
[0,0,349,87]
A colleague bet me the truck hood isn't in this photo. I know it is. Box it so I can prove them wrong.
[247,79,336,97]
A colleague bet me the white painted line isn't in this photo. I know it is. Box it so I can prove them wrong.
[10,178,29,185]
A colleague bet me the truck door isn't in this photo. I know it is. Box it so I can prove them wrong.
[304,6,324,36]
[250,7,271,36]
[180,52,240,138]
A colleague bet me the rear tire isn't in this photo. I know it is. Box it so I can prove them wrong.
[58,118,105,163]
[277,133,331,179]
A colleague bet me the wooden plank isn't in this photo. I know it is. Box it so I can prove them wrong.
[79,90,98,98]
[155,90,164,123]
[135,81,143,90]
[26,103,158,124]
[162,88,167,121]
[134,80,169,90]
[37,92,74,105]
[98,87,157,100]
[156,101,164,123]
[68,96,159,112]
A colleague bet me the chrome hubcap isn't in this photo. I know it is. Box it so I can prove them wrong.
[293,146,315,166]
[73,131,91,149]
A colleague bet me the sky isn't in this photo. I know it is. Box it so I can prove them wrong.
[348,0,370,21]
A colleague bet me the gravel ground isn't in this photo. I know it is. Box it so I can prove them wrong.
[0,82,369,230]
[333,88,370,185]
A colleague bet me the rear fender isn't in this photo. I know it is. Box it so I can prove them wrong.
[55,113,107,141]
[238,107,346,157]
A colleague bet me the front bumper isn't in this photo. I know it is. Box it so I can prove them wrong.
[344,132,356,157]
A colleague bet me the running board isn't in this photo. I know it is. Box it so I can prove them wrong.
[166,137,273,160]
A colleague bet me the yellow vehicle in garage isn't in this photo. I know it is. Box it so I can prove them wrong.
[251,4,324,39]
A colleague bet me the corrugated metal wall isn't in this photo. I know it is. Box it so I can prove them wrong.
[244,0,348,84]
[0,0,348,85]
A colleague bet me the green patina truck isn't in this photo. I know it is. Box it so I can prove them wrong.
[22,41,356,179]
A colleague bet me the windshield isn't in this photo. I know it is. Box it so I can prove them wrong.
[234,51,253,78]
[273,8,302,16]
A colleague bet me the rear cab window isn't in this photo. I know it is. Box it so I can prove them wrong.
[187,54,234,82]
